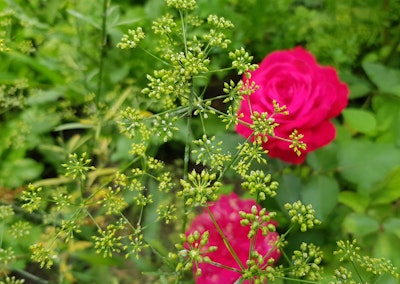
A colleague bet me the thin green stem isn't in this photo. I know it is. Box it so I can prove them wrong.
[351,260,366,284]
[179,6,193,234]
[84,208,103,232]
[248,234,257,264]
[79,177,85,199]
[205,206,245,270]
[207,260,242,273]
[0,223,3,247]
[274,276,318,283]
[246,93,254,118]
[207,66,236,73]
[199,112,207,134]
[181,101,192,234]
[139,46,172,67]
[179,10,188,55]
[96,0,109,106]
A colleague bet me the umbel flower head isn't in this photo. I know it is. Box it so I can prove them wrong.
[185,193,281,283]
[236,46,349,164]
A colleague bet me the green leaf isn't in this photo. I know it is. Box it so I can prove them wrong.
[212,132,244,164]
[77,253,121,266]
[383,218,400,239]
[372,95,400,144]
[8,52,64,84]
[338,191,370,213]
[342,108,377,133]
[301,175,339,221]
[342,72,372,99]
[67,9,101,29]
[373,232,400,268]
[54,123,94,131]
[343,213,379,237]
[276,173,302,210]
[192,113,227,137]
[144,0,165,19]
[111,136,134,163]
[371,166,400,205]
[0,158,43,187]
[26,89,62,105]
[338,140,400,193]
[306,143,339,172]
[349,83,371,99]
[362,62,400,96]
[22,108,61,134]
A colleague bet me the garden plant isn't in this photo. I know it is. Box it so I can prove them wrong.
[0,0,400,283]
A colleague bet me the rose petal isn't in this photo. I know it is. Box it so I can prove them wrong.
[236,46,349,164]
[185,193,281,283]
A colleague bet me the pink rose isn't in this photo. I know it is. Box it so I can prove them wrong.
[185,193,280,283]
[236,46,349,164]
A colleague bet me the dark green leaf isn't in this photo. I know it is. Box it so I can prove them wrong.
[276,173,302,209]
[301,175,339,221]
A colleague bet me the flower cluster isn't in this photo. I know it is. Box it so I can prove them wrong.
[0,38,10,52]
[178,169,222,207]
[284,201,322,232]
[62,152,95,181]
[333,239,399,280]
[116,27,145,49]
[291,242,323,281]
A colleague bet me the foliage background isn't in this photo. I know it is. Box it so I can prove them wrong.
[0,0,399,283]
